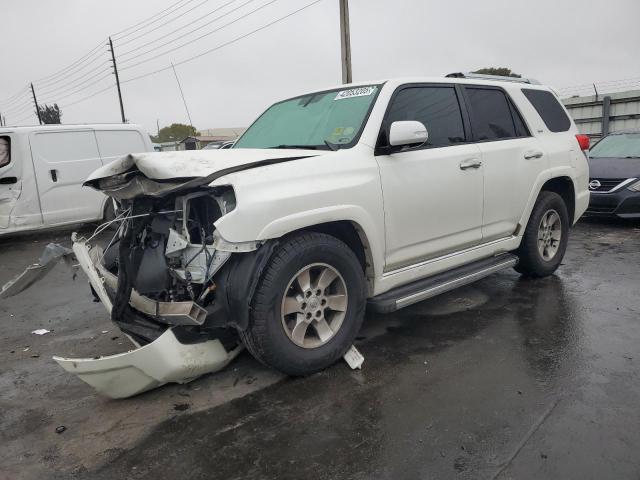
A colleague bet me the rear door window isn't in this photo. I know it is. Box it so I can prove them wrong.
[384,86,466,147]
[464,87,525,141]
[522,89,571,132]
[0,136,10,168]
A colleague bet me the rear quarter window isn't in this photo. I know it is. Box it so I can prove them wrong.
[522,89,571,133]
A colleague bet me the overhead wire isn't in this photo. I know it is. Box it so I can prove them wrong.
[115,0,212,48]
[112,0,199,39]
[121,0,324,84]
[38,73,115,104]
[117,0,242,57]
[6,0,324,115]
[37,66,113,100]
[119,0,281,71]
[0,86,31,108]
[33,41,107,85]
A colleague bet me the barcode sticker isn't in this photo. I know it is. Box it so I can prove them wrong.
[335,86,376,100]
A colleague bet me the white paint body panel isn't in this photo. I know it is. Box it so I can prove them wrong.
[0,124,152,235]
[54,328,242,399]
[84,77,589,299]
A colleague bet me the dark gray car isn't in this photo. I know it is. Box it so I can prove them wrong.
[586,131,640,218]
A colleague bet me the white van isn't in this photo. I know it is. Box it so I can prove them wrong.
[0,124,153,235]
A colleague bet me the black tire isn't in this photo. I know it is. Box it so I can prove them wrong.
[515,191,570,277]
[239,232,366,376]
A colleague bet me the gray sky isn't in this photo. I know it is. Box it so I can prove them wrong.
[1,0,639,134]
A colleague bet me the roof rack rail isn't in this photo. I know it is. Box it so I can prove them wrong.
[445,72,540,85]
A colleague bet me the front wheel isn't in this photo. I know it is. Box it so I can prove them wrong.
[239,232,366,376]
[515,191,570,277]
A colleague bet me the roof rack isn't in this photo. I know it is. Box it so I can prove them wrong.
[445,72,540,85]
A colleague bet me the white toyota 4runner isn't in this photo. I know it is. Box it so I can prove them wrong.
[25,74,590,391]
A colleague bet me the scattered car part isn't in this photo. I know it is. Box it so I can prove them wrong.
[54,327,242,399]
[0,243,75,299]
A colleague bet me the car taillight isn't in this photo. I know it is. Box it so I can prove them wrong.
[575,134,590,151]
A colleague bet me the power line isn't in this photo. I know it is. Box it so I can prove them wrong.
[38,72,114,104]
[119,0,257,61]
[0,86,31,108]
[2,99,34,116]
[10,112,38,126]
[121,0,324,84]
[58,84,115,110]
[8,0,324,116]
[37,66,112,98]
[118,0,241,57]
[112,0,198,39]
[35,52,110,90]
[120,0,281,71]
[116,0,212,48]
[33,41,107,85]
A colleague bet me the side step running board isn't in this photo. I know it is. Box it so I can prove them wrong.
[368,253,518,313]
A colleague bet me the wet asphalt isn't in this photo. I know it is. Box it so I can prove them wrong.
[1,219,640,479]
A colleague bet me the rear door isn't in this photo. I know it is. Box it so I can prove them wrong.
[30,130,104,225]
[461,86,545,242]
[376,84,484,271]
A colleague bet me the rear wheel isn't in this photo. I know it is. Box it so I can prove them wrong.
[515,191,570,277]
[239,232,366,376]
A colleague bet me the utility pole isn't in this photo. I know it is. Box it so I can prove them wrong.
[31,83,42,125]
[339,0,352,84]
[109,37,126,123]
[171,62,194,129]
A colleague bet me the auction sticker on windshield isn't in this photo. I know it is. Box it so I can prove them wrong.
[335,86,376,100]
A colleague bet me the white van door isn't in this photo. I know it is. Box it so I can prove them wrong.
[95,129,149,165]
[30,130,105,225]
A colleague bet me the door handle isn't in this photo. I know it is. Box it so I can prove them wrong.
[459,159,482,170]
[524,150,544,160]
[0,176,17,184]
[50,169,58,182]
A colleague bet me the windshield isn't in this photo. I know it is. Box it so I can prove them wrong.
[590,133,640,158]
[234,85,381,150]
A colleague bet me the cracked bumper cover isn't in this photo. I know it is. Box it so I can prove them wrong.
[57,238,242,399]
[53,328,241,399]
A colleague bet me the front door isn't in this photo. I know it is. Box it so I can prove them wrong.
[375,85,484,271]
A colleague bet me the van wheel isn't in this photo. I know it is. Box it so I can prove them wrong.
[239,232,366,376]
[515,191,570,277]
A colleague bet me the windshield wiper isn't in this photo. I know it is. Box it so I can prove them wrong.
[271,144,322,150]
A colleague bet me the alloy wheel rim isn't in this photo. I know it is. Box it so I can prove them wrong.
[537,209,562,261]
[280,263,348,349]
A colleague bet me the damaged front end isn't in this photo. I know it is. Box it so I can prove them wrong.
[58,171,281,397]
[13,154,291,398]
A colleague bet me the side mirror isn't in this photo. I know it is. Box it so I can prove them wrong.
[388,121,428,148]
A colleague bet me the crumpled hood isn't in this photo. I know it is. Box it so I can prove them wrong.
[85,148,321,183]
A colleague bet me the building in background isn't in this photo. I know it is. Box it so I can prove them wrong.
[562,89,640,141]
[179,128,247,150]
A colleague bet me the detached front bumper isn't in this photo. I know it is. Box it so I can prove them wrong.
[54,327,241,399]
[586,189,640,218]
[54,238,242,399]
